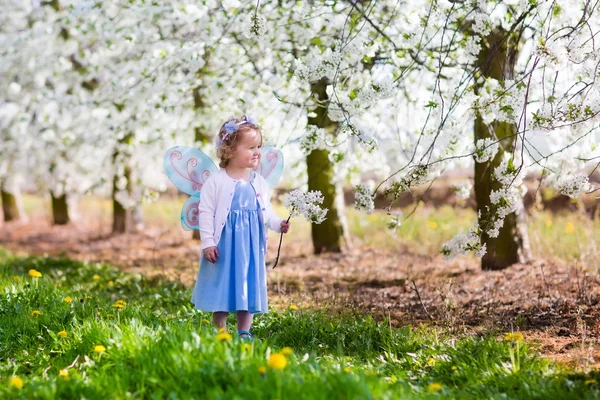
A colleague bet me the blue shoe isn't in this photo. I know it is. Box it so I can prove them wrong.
[238,330,253,341]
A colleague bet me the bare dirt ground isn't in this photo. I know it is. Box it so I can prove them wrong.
[1,217,599,371]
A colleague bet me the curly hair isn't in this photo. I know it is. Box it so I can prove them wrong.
[216,115,263,168]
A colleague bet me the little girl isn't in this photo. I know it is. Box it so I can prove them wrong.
[191,115,290,339]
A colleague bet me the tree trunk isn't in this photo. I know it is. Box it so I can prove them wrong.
[112,133,135,233]
[1,188,21,222]
[306,78,347,254]
[474,28,531,270]
[51,192,70,225]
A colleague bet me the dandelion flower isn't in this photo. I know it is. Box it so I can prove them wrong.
[93,275,100,280]
[258,366,267,375]
[426,220,438,229]
[268,353,287,370]
[217,332,232,342]
[29,269,42,278]
[289,305,298,311]
[545,219,552,228]
[281,347,294,356]
[94,345,106,353]
[31,310,42,317]
[565,222,575,233]
[9,376,24,389]
[344,367,351,373]
[451,365,457,371]
[58,330,68,337]
[64,296,73,303]
[108,281,114,286]
[427,358,436,366]
[113,300,127,309]
[504,332,524,342]
[59,369,69,377]
[427,382,443,392]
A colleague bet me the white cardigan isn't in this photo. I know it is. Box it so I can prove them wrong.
[198,168,282,252]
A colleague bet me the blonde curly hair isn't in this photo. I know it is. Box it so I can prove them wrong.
[215,115,262,168]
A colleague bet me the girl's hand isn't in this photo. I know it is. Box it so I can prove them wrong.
[280,220,290,233]
[203,246,219,263]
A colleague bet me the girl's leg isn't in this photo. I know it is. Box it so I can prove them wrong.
[213,312,228,329]
[236,311,253,333]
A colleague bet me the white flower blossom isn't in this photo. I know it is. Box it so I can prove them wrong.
[452,180,472,200]
[441,227,484,260]
[354,183,375,214]
[473,138,499,163]
[555,174,594,199]
[285,189,328,224]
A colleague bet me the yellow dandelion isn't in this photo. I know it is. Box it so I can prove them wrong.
[93,275,100,280]
[11,275,21,281]
[504,332,524,342]
[59,369,69,377]
[113,300,127,309]
[29,269,42,278]
[281,347,294,356]
[9,376,24,389]
[31,310,42,317]
[344,367,352,373]
[96,311,101,317]
[64,296,73,304]
[289,305,298,311]
[427,358,436,366]
[217,332,233,342]
[58,330,68,337]
[93,345,106,353]
[565,222,575,233]
[258,366,267,375]
[585,379,596,385]
[268,353,287,370]
[426,220,438,229]
[545,219,553,228]
[427,382,443,392]
[108,281,114,286]
[451,365,457,371]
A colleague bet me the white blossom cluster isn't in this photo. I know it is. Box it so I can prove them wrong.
[284,189,328,224]
[476,79,526,125]
[441,227,487,260]
[299,125,327,155]
[473,138,500,163]
[452,180,472,200]
[554,174,594,199]
[354,183,375,214]
[386,210,404,232]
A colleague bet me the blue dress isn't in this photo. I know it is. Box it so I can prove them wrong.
[191,172,268,314]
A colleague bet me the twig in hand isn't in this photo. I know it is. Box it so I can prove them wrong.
[272,215,291,269]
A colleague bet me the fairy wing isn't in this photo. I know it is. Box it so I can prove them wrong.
[256,146,284,189]
[164,146,218,231]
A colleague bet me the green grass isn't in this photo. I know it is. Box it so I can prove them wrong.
[1,249,599,399]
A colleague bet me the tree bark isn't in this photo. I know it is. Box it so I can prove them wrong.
[51,192,70,225]
[1,188,22,222]
[112,133,135,233]
[474,28,531,270]
[306,77,347,254]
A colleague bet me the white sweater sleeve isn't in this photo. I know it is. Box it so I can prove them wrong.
[198,178,217,251]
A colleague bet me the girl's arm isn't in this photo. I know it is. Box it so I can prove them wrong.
[198,179,217,251]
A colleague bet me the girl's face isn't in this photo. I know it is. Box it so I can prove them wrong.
[230,128,262,169]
